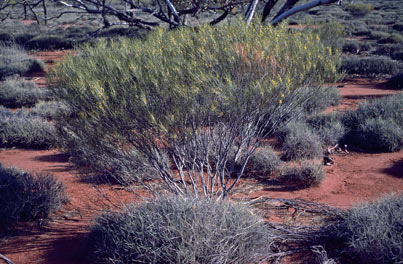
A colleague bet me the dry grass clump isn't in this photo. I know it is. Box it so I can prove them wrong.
[0,44,44,80]
[0,163,67,233]
[88,195,271,264]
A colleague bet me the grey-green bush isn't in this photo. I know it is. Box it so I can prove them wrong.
[247,145,282,175]
[0,79,48,108]
[341,56,399,76]
[301,85,341,114]
[280,121,323,161]
[341,94,403,152]
[345,3,373,17]
[0,45,44,79]
[350,118,403,152]
[88,195,271,264]
[307,113,346,146]
[0,106,57,149]
[325,194,403,264]
[0,163,67,233]
[279,160,324,189]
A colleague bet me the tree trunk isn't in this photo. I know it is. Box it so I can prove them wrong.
[245,0,259,25]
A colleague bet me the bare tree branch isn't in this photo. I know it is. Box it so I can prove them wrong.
[272,0,340,25]
[261,0,278,23]
[0,254,15,264]
[244,0,259,25]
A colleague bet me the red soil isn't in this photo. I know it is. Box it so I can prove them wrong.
[325,78,402,113]
[0,51,402,264]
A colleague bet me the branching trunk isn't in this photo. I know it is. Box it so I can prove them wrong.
[261,0,279,23]
[272,0,340,25]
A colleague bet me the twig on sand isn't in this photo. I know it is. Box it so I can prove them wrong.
[0,254,15,264]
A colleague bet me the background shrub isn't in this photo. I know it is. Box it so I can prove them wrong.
[378,33,403,44]
[349,118,403,152]
[280,121,323,161]
[341,56,399,76]
[387,72,403,90]
[374,44,403,56]
[279,160,324,189]
[341,94,403,152]
[391,51,403,61]
[0,79,48,108]
[88,195,271,264]
[307,113,346,146]
[0,163,67,233]
[392,23,403,32]
[369,31,390,41]
[26,35,73,50]
[247,145,282,175]
[325,194,403,264]
[0,106,57,149]
[301,85,341,114]
[0,45,45,79]
[345,3,373,17]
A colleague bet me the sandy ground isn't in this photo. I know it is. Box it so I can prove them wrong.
[0,51,402,264]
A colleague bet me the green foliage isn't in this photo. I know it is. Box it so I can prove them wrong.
[88,195,270,264]
[0,106,57,149]
[345,3,373,17]
[0,45,45,80]
[341,56,399,76]
[247,145,282,175]
[326,194,403,264]
[50,21,339,186]
[0,163,67,233]
[279,160,324,189]
[387,73,403,90]
[280,121,323,161]
[0,79,48,108]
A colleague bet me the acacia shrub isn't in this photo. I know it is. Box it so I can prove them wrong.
[50,21,340,196]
